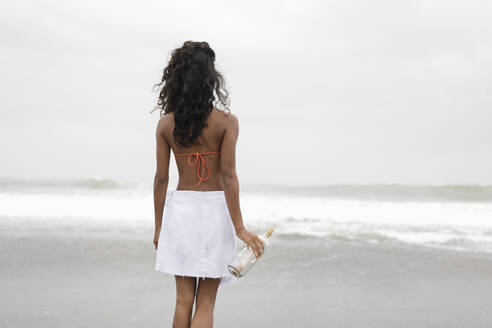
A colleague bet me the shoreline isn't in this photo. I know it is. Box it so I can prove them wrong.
[2,219,492,327]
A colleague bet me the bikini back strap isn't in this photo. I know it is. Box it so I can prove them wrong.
[175,151,221,186]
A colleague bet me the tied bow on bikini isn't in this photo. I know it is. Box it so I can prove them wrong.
[175,151,221,186]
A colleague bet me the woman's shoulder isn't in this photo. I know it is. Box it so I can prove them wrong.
[156,112,174,131]
[212,107,238,126]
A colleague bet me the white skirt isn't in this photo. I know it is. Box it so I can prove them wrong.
[155,190,238,290]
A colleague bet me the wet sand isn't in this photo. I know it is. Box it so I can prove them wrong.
[1,218,492,327]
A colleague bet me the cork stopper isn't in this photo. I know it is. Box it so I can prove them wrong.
[266,227,274,237]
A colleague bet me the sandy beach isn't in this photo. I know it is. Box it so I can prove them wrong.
[2,217,492,328]
[3,0,492,326]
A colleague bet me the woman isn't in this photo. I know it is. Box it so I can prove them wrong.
[152,41,265,328]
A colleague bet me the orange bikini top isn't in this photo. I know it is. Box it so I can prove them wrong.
[174,151,221,186]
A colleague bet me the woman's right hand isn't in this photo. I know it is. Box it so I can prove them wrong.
[236,227,265,259]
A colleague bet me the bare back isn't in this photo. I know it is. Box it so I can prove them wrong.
[158,107,236,191]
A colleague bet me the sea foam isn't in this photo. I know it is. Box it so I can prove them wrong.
[1,178,492,253]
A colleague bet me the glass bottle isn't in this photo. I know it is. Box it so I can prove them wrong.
[228,227,274,278]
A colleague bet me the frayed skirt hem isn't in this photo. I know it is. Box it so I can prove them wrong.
[155,265,237,289]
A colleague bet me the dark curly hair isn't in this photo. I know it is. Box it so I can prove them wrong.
[151,41,230,147]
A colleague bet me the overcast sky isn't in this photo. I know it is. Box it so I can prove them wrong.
[1,0,491,185]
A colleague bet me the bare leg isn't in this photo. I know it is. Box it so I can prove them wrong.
[173,275,197,328]
[190,277,221,328]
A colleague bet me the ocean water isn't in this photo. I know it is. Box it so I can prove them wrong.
[1,177,492,253]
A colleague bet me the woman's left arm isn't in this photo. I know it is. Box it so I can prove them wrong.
[153,117,171,250]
